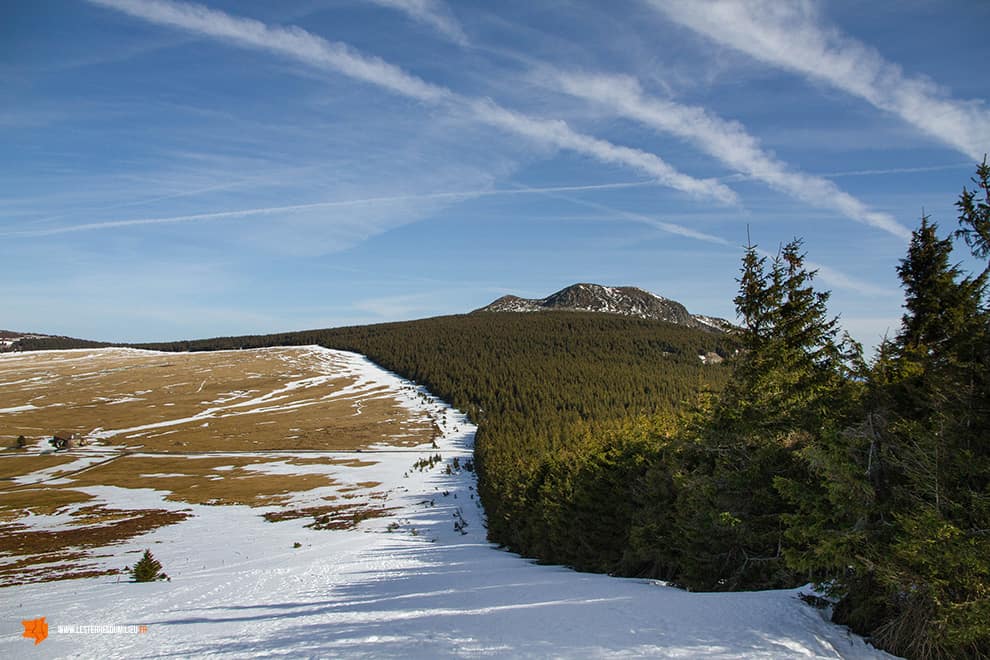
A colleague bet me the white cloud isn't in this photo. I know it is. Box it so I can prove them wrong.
[366,0,468,46]
[86,0,737,210]
[807,260,899,298]
[469,98,737,205]
[8,180,697,238]
[513,182,731,245]
[816,163,974,179]
[840,316,901,354]
[650,0,990,160]
[754,246,897,298]
[352,291,442,318]
[550,70,911,239]
[89,0,452,102]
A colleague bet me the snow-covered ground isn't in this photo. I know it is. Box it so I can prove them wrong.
[1,348,894,658]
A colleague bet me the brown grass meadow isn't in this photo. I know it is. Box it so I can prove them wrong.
[0,347,436,585]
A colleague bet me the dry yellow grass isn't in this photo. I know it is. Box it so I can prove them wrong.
[285,456,377,468]
[0,487,94,522]
[0,347,438,585]
[0,454,76,481]
[0,347,435,452]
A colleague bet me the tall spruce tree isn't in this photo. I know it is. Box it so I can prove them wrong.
[875,215,989,658]
[716,239,850,434]
[670,238,853,591]
[955,156,990,267]
[784,203,990,659]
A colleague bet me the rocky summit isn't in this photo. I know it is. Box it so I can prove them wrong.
[473,283,733,332]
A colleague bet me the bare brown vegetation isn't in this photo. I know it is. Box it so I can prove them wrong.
[263,501,395,530]
[0,347,438,585]
[0,347,434,452]
[0,507,190,586]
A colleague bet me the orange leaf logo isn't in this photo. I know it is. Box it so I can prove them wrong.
[22,616,48,645]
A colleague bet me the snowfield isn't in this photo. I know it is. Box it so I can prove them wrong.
[1,348,894,658]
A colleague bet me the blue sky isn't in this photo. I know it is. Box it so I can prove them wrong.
[3,0,988,348]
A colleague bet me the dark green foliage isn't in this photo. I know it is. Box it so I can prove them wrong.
[13,336,111,351]
[660,240,858,591]
[780,203,990,658]
[514,416,680,575]
[412,454,443,471]
[128,549,168,582]
[834,214,989,659]
[955,156,990,263]
[897,216,985,378]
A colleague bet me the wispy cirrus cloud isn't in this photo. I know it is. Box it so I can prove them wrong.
[816,163,974,179]
[649,0,990,160]
[88,0,451,102]
[353,290,449,318]
[468,98,734,204]
[366,0,468,46]
[540,197,888,296]
[754,246,897,298]
[549,70,911,239]
[86,0,737,208]
[511,182,731,246]
[808,260,898,298]
[5,181,666,237]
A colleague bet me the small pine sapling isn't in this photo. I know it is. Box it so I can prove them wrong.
[128,549,169,582]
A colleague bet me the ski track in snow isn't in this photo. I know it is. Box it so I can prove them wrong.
[0,347,895,658]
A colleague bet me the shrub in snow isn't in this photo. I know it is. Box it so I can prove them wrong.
[128,549,169,582]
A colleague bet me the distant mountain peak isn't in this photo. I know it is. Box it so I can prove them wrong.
[473,283,733,332]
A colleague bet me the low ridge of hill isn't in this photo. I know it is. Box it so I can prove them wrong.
[1,330,52,351]
[474,283,733,331]
[0,330,110,352]
[0,329,49,340]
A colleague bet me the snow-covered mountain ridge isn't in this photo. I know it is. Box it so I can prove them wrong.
[474,283,734,332]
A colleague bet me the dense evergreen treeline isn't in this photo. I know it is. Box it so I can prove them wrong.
[10,336,111,351]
